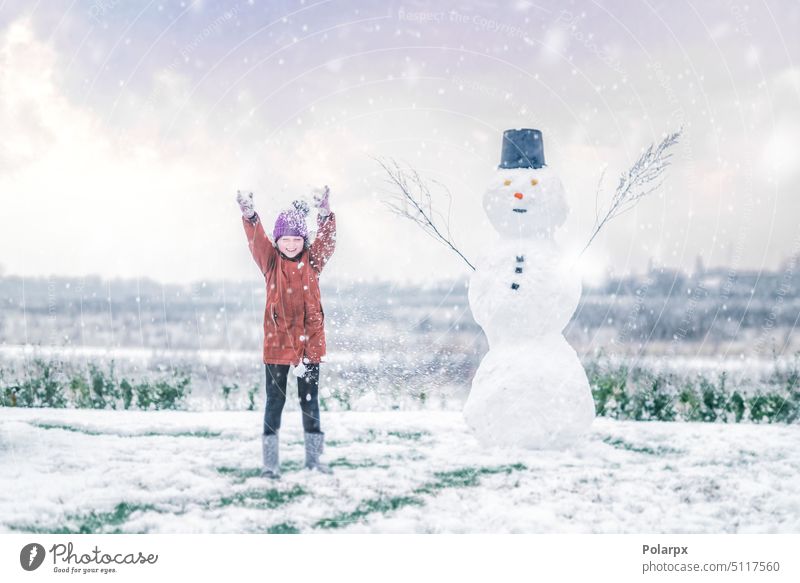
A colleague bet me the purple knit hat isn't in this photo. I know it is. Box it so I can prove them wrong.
[273,200,310,242]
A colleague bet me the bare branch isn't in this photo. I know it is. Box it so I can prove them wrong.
[593,165,608,230]
[373,156,476,271]
[581,128,682,256]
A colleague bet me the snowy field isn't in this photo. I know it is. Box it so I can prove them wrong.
[1,408,798,534]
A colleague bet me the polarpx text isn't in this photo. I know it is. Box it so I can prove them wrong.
[643,544,688,557]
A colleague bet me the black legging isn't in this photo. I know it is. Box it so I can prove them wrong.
[263,363,322,435]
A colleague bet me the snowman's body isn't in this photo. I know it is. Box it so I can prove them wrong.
[463,165,595,450]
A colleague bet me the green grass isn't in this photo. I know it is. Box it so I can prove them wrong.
[322,429,431,447]
[8,502,159,534]
[600,435,685,456]
[31,422,106,436]
[414,463,528,494]
[10,484,308,533]
[265,522,301,534]
[313,463,528,530]
[314,495,425,529]
[387,430,430,440]
[218,485,306,510]
[216,466,264,483]
[30,422,230,440]
[329,458,384,469]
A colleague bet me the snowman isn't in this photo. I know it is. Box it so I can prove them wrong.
[462,128,595,450]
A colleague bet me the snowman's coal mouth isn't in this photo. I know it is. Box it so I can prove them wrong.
[512,208,528,213]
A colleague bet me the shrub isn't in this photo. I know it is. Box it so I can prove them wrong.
[131,372,191,411]
[587,360,629,418]
[15,358,68,408]
[0,358,191,411]
[629,368,678,421]
[152,374,190,410]
[120,379,134,410]
[88,362,121,410]
[222,383,239,410]
[247,385,258,411]
[586,354,799,424]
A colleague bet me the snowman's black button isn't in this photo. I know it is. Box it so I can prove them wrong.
[515,267,523,274]
[516,255,525,262]
[511,283,520,290]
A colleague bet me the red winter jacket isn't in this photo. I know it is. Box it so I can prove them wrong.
[242,211,337,365]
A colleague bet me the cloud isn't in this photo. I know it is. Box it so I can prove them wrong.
[0,19,243,283]
[759,67,800,182]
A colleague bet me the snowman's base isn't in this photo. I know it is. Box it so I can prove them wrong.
[462,335,596,450]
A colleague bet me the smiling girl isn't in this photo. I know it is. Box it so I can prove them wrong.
[236,187,337,479]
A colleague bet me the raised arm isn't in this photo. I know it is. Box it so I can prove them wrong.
[237,190,276,275]
[309,211,337,274]
[242,213,278,275]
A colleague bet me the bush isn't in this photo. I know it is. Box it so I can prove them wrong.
[697,372,729,422]
[14,358,68,409]
[120,379,134,410]
[629,367,678,421]
[222,383,239,410]
[727,390,746,423]
[69,374,92,409]
[587,353,799,424]
[0,358,191,411]
[765,352,800,423]
[586,359,629,418]
[131,372,191,411]
[152,375,190,410]
[247,385,258,411]
[677,382,701,420]
[88,362,121,410]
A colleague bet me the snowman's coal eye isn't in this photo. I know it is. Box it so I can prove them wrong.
[503,179,511,186]
[530,178,539,186]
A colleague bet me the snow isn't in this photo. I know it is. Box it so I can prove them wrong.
[464,332,595,449]
[1,408,797,534]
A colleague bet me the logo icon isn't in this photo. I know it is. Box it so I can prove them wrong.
[20,543,46,571]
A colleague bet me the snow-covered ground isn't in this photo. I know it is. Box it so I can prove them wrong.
[1,408,798,534]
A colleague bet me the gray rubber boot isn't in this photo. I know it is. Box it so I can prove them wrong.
[304,431,333,474]
[261,432,280,479]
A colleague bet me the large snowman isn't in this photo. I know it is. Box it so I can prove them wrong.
[463,128,595,450]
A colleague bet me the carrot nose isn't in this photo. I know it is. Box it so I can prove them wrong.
[514,192,524,199]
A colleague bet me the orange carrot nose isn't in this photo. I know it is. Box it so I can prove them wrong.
[514,192,524,199]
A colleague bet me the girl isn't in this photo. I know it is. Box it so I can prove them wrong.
[236,187,337,479]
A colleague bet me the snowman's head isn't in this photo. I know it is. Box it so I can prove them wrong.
[482,166,569,239]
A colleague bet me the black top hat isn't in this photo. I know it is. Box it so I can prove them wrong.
[498,128,545,169]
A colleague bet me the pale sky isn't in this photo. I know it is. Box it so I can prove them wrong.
[0,0,798,285]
